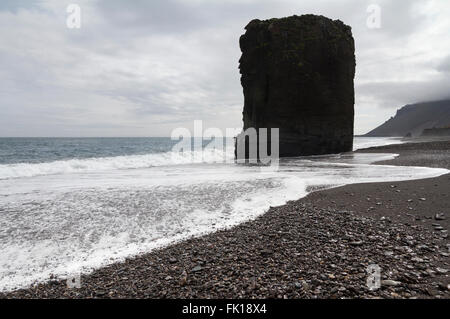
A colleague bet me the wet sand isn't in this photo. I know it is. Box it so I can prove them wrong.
[1,140,449,299]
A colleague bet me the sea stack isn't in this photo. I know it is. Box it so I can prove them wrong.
[237,15,355,157]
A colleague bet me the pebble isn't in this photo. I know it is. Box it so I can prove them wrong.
[1,165,449,299]
[179,270,188,286]
[191,265,203,273]
[260,249,272,257]
[438,283,450,291]
[350,241,364,246]
[94,290,106,296]
[381,280,401,287]
[436,268,448,274]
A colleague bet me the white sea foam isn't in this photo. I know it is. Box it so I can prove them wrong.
[0,148,234,180]
[0,137,446,292]
[353,136,404,151]
[0,137,403,180]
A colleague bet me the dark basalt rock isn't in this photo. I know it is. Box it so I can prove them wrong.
[237,15,355,157]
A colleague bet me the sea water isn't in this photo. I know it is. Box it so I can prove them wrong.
[0,137,447,291]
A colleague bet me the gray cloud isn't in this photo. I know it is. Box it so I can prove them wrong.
[0,0,449,136]
[357,76,450,107]
[0,0,43,12]
[95,0,206,35]
[437,55,450,73]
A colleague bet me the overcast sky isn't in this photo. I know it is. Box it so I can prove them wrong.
[0,0,449,137]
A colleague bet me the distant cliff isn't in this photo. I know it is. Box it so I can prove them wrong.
[421,127,450,137]
[365,100,450,137]
[237,15,355,157]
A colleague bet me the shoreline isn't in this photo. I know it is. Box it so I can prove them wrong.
[1,140,449,298]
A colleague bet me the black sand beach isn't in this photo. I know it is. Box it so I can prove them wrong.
[1,140,449,299]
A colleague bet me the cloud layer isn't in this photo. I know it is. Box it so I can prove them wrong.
[0,0,449,136]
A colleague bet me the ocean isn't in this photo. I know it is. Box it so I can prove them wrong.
[0,136,447,291]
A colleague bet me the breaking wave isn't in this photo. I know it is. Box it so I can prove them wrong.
[0,148,234,180]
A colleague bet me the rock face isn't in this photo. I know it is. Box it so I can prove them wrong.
[365,100,450,137]
[421,127,450,137]
[238,15,355,157]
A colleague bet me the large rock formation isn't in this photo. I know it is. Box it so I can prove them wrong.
[238,15,355,157]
